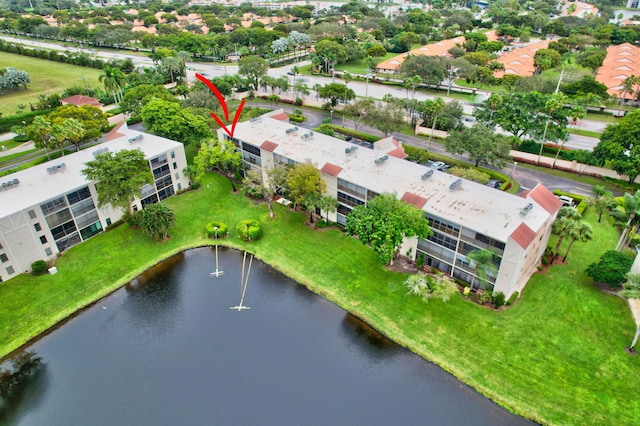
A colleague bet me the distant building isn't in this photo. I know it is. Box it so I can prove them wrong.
[627,0,639,9]
[221,110,563,299]
[0,123,189,282]
[595,43,640,102]
[494,40,550,78]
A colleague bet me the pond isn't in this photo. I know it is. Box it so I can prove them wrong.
[1,248,534,425]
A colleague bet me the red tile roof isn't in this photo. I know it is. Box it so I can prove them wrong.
[595,43,640,98]
[401,191,427,209]
[495,40,550,78]
[510,222,537,249]
[261,140,278,152]
[271,112,289,121]
[320,162,343,177]
[528,183,563,214]
[104,120,126,141]
[60,95,102,107]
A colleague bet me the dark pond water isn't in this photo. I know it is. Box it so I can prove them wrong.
[1,247,534,426]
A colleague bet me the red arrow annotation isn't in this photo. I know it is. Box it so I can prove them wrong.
[195,72,245,139]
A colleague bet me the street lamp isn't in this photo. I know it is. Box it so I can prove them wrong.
[510,161,518,178]
[365,73,372,98]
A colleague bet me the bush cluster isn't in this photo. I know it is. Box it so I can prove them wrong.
[0,109,51,133]
[323,125,380,143]
[205,221,228,239]
[30,260,48,276]
[236,219,262,241]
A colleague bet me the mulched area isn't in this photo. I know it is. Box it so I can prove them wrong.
[385,255,420,274]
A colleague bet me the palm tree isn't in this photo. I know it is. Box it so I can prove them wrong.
[588,185,613,223]
[552,206,581,258]
[63,118,85,152]
[619,75,639,105]
[99,66,127,104]
[538,93,567,165]
[424,98,445,148]
[467,249,498,291]
[562,221,592,262]
[312,83,322,100]
[612,190,640,251]
[317,194,338,223]
[161,56,182,84]
[290,65,300,98]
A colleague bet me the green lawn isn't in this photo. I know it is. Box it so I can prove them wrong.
[0,173,638,424]
[568,128,601,138]
[0,52,103,116]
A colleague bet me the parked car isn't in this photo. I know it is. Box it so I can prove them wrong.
[441,164,452,172]
[557,195,575,207]
[486,179,502,189]
[431,161,446,170]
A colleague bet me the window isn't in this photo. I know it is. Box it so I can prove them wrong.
[173,162,177,170]
[241,142,261,157]
[106,218,112,226]
[177,183,182,191]
[175,173,179,180]
[6,266,14,275]
[170,151,175,159]
[34,223,42,232]
[40,235,47,244]
[45,208,73,229]
[41,197,68,216]
[0,253,7,263]
[66,187,91,205]
[45,248,52,256]
[28,209,36,219]
[133,205,138,212]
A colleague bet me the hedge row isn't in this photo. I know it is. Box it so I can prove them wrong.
[324,125,380,143]
[0,109,53,133]
[553,189,589,215]
[0,41,108,69]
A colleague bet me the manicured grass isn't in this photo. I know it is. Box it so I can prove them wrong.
[568,128,601,138]
[0,147,38,164]
[584,112,618,123]
[0,51,103,116]
[0,173,638,424]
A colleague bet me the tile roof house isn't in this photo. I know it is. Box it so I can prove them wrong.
[595,43,640,100]
[494,39,550,78]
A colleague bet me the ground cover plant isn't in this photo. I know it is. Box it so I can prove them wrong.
[0,52,102,116]
[0,174,637,425]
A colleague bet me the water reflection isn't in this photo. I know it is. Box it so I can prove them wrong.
[0,351,47,424]
[3,248,535,426]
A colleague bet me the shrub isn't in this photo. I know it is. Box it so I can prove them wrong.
[288,114,305,123]
[448,166,490,184]
[294,97,303,106]
[205,221,228,239]
[404,145,430,164]
[506,291,519,305]
[586,250,634,288]
[31,260,48,276]
[492,291,506,308]
[0,109,52,133]
[237,219,262,241]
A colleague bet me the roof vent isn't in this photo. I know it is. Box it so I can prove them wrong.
[128,134,143,144]
[449,178,462,190]
[345,146,359,154]
[521,203,534,215]
[301,131,314,140]
[0,178,20,191]
[285,126,298,134]
[47,163,66,174]
[92,147,109,157]
[374,155,389,165]
[421,170,433,180]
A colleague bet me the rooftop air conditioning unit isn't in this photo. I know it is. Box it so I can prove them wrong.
[421,170,434,180]
[374,155,389,165]
[449,178,462,190]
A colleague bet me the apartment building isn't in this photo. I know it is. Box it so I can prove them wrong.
[0,123,189,282]
[220,110,563,298]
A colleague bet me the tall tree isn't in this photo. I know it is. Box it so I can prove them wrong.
[82,150,154,215]
[238,55,269,91]
[552,207,582,258]
[611,190,640,251]
[588,185,613,223]
[286,160,326,211]
[346,193,432,265]
[444,125,512,167]
[26,116,53,160]
[399,55,446,85]
[242,166,288,218]
[99,66,127,104]
[593,111,640,183]
[362,101,404,136]
[192,138,244,191]
[562,221,593,262]
[140,99,211,146]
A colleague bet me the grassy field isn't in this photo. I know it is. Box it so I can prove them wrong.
[0,173,638,425]
[568,128,601,138]
[0,52,103,116]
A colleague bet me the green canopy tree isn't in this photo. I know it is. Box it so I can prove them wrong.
[81,150,154,215]
[611,190,640,251]
[26,116,53,160]
[444,125,512,167]
[119,84,177,119]
[242,166,288,218]
[362,101,404,137]
[238,55,269,91]
[318,83,355,106]
[399,55,446,85]
[47,105,108,146]
[588,185,613,223]
[192,138,244,191]
[593,111,640,183]
[285,160,326,212]
[140,99,211,146]
[346,193,432,265]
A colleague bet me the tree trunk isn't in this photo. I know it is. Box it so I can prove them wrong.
[562,239,576,262]
[553,236,564,259]
[267,197,274,218]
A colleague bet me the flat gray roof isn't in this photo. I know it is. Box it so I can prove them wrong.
[0,126,183,218]
[233,111,551,242]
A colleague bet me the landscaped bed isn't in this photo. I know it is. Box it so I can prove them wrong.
[0,173,637,425]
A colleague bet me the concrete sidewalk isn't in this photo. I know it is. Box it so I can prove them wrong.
[0,133,35,158]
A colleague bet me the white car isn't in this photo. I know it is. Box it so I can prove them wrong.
[431,161,446,170]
